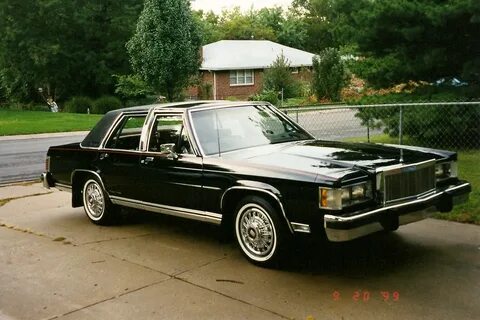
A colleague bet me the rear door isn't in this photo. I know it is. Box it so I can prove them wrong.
[96,113,146,198]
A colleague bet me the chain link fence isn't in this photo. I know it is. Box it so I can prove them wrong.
[283,102,480,151]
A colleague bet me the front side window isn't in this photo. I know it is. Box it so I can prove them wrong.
[148,115,193,154]
[105,115,146,150]
[190,105,311,155]
[229,70,254,86]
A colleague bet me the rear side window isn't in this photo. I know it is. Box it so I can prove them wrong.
[105,115,146,150]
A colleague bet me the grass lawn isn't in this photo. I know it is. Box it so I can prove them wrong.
[434,150,480,225]
[0,110,102,136]
[347,134,479,225]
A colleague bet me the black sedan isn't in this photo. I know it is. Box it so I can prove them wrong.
[41,101,471,266]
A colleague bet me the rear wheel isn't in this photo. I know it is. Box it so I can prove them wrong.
[82,178,115,225]
[234,196,289,267]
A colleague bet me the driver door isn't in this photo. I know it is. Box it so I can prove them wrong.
[136,113,203,210]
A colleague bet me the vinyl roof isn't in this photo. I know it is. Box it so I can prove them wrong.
[80,101,266,148]
[200,40,316,71]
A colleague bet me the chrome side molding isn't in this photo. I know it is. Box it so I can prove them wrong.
[110,196,222,225]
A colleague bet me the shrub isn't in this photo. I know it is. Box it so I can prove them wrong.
[64,96,93,113]
[92,96,123,114]
[263,53,300,99]
[312,48,348,102]
[197,82,213,100]
[249,89,279,105]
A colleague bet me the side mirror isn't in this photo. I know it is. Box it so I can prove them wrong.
[160,143,178,160]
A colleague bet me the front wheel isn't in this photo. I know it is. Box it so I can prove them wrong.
[234,196,289,267]
[82,178,115,225]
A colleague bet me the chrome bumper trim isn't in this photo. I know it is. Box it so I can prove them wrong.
[324,182,471,242]
[325,221,385,242]
[325,206,438,242]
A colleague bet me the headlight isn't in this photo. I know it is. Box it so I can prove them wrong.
[319,182,372,210]
[435,161,458,180]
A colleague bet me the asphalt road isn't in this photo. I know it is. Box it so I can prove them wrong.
[0,184,479,320]
[287,108,383,141]
[0,133,87,185]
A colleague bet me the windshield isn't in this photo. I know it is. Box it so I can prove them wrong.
[190,105,312,155]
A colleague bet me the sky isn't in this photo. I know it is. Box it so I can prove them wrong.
[191,0,294,13]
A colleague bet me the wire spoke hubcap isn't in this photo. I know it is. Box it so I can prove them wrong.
[85,182,104,218]
[239,207,274,257]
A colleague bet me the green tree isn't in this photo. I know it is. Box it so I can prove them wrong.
[257,7,285,35]
[349,0,480,87]
[0,0,143,102]
[257,7,308,49]
[263,53,299,99]
[312,47,347,101]
[0,0,73,101]
[73,1,144,97]
[193,10,223,44]
[292,0,366,52]
[295,0,480,87]
[193,6,308,49]
[277,13,308,50]
[127,0,201,101]
[217,7,277,41]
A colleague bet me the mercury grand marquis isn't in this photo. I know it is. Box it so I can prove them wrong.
[41,101,471,266]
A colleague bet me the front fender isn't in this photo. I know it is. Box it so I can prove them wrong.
[220,180,293,233]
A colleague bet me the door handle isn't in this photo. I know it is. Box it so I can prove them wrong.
[99,153,109,160]
[141,156,154,164]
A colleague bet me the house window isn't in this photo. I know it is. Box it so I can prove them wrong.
[229,70,254,86]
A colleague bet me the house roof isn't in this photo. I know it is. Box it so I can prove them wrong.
[200,40,315,71]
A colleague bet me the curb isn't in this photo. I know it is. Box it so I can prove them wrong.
[0,131,89,141]
[0,179,40,188]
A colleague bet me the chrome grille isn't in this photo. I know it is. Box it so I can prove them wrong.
[379,160,436,204]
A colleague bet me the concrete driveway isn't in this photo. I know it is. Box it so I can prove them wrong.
[0,183,479,320]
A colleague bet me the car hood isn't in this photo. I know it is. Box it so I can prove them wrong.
[221,140,452,182]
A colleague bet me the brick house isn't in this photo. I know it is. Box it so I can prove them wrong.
[187,40,315,100]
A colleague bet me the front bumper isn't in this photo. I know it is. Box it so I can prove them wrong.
[324,180,471,242]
